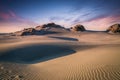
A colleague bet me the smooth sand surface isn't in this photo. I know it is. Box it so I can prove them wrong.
[0,32,120,80]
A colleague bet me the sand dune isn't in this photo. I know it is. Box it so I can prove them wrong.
[0,32,120,80]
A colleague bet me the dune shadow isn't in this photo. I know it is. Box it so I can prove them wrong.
[35,31,61,35]
[49,36,78,41]
[0,44,76,64]
[0,43,99,64]
[21,31,61,36]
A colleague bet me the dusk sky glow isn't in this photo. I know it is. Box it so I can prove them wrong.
[0,0,120,32]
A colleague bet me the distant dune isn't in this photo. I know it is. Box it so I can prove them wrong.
[11,23,120,36]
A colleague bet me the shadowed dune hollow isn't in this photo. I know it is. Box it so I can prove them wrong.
[0,43,97,64]
[0,44,75,63]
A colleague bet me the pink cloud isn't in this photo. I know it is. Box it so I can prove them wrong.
[0,12,11,20]
[81,16,120,31]
[0,10,20,21]
[0,10,38,26]
[0,10,38,32]
[0,10,23,21]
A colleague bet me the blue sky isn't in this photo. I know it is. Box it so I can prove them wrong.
[0,0,120,32]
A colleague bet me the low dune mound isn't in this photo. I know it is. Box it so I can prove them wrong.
[13,23,69,36]
[21,28,36,35]
[71,24,86,32]
[107,24,120,34]
[35,23,68,33]
[43,23,64,29]
[36,23,64,30]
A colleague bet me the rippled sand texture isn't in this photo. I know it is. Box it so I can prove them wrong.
[0,32,120,80]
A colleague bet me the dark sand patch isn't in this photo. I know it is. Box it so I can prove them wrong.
[49,36,78,41]
[0,43,98,64]
[0,44,76,63]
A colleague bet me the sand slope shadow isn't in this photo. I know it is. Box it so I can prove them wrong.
[0,44,76,64]
[49,36,78,41]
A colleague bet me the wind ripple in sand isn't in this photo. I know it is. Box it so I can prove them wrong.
[30,64,120,80]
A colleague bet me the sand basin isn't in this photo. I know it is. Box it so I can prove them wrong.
[0,32,120,80]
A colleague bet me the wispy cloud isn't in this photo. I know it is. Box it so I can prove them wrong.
[80,16,120,31]
[0,10,37,25]
[0,11,13,20]
[68,0,120,30]
[0,9,38,32]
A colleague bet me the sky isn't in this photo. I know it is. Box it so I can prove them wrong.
[0,0,120,32]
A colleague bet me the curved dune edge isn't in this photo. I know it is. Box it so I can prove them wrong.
[31,64,120,80]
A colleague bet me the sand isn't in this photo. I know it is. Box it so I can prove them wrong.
[0,32,120,80]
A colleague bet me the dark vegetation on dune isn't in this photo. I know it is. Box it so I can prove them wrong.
[70,24,86,31]
[107,24,120,33]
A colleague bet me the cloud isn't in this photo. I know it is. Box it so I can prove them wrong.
[67,0,120,31]
[0,10,38,26]
[80,15,120,31]
[0,11,12,20]
[0,9,38,33]
[0,10,22,21]
[49,16,63,21]
[49,16,72,22]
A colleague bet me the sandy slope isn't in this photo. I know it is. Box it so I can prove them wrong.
[0,32,120,80]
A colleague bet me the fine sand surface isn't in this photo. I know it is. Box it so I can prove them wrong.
[0,32,120,80]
